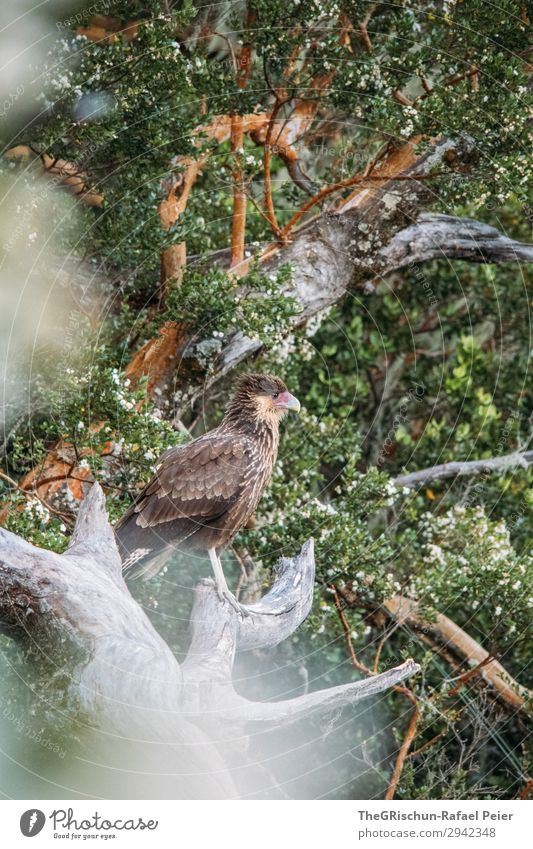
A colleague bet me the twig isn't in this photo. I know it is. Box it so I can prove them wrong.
[384,685,420,800]
[372,622,399,673]
[445,654,496,698]
[358,4,377,53]
[237,9,255,90]
[230,114,246,267]
[0,470,74,527]
[279,169,447,239]
[517,778,533,799]
[212,31,237,75]
[393,89,414,107]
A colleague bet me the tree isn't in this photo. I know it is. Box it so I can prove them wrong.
[0,0,532,800]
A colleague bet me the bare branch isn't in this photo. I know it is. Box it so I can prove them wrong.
[395,450,533,488]
[384,685,419,800]
[381,213,533,269]
[203,136,478,407]
[215,660,419,724]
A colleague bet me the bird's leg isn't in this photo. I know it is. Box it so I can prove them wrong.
[208,547,230,599]
[208,548,251,618]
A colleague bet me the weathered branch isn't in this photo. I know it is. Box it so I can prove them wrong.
[395,450,533,488]
[209,660,419,725]
[381,213,533,268]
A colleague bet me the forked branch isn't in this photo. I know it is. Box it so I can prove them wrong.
[0,485,418,797]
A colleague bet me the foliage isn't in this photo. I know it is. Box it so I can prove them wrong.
[0,0,532,801]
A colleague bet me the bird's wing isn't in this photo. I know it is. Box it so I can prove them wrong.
[122,431,252,530]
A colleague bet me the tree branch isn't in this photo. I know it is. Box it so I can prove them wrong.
[0,485,417,797]
[338,586,532,712]
[42,137,533,431]
[195,135,478,410]
[381,213,533,268]
[213,660,419,725]
[395,450,533,488]
[230,114,247,266]
[384,685,420,800]
[5,145,103,207]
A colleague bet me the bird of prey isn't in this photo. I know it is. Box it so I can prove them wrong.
[115,373,300,611]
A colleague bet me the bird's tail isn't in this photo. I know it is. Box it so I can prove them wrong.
[115,509,173,581]
[121,545,173,581]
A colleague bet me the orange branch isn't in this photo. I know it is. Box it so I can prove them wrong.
[358,4,377,53]
[393,89,414,107]
[408,728,448,760]
[332,586,421,800]
[237,10,255,89]
[280,166,445,239]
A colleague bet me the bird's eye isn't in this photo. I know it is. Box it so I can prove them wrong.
[272,392,279,399]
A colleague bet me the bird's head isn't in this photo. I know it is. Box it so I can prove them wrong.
[224,373,301,429]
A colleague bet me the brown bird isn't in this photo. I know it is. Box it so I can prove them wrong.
[115,373,300,611]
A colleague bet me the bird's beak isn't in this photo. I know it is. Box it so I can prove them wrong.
[274,391,301,413]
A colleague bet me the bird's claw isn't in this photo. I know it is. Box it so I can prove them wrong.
[218,589,252,619]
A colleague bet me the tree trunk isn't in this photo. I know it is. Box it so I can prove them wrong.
[0,484,418,798]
